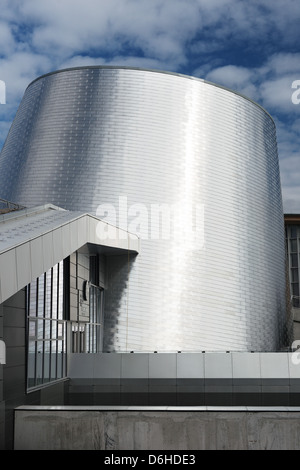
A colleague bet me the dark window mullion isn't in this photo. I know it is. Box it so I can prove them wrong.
[42,273,46,384]
[34,277,39,386]
[34,340,37,387]
[55,264,60,379]
[49,267,53,382]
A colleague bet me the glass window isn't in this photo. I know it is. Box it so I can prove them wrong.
[71,286,104,353]
[37,275,44,317]
[57,321,64,340]
[37,319,44,339]
[58,262,64,320]
[290,239,298,253]
[291,226,298,238]
[52,320,57,339]
[36,341,43,386]
[88,285,104,353]
[43,341,50,383]
[29,281,37,316]
[45,270,52,318]
[292,283,299,297]
[27,341,36,388]
[291,254,298,268]
[44,320,51,339]
[50,340,57,380]
[292,269,299,283]
[29,319,37,339]
[52,264,58,319]
[26,260,67,391]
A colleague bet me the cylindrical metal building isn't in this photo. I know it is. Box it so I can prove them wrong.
[0,66,289,351]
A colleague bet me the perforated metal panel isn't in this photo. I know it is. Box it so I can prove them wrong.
[0,66,289,351]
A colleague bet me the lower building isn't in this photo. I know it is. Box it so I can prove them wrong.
[0,201,300,449]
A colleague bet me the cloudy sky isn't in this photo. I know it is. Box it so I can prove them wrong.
[0,0,299,212]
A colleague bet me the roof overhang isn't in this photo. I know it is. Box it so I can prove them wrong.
[0,204,139,304]
[284,214,300,225]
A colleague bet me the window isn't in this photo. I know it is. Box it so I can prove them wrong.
[290,239,298,253]
[88,255,104,352]
[291,226,298,238]
[291,268,299,283]
[70,254,105,353]
[86,285,104,353]
[291,254,298,268]
[286,224,300,310]
[292,283,299,297]
[26,260,67,390]
[71,285,104,353]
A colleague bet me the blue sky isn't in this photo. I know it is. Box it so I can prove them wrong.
[0,0,299,212]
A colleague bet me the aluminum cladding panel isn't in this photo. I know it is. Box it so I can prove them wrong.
[0,67,288,351]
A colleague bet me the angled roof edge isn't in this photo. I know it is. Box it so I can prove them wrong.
[0,205,139,304]
[0,203,66,224]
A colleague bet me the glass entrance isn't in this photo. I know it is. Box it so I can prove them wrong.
[86,284,104,352]
[71,284,104,353]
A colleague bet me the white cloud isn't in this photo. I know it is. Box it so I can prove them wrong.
[0,52,52,103]
[6,0,298,66]
[259,76,300,114]
[206,65,254,86]
[261,53,300,77]
[281,184,300,214]
[18,0,203,65]
[276,119,300,157]
[0,120,11,145]
[0,22,16,56]
[199,57,300,212]
[270,119,300,213]
[200,53,300,114]
[280,155,300,188]
[60,54,170,72]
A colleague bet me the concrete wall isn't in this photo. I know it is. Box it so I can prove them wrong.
[14,406,300,450]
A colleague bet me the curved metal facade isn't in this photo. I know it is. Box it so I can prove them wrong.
[0,66,289,351]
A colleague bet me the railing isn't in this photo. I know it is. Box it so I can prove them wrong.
[0,197,25,213]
